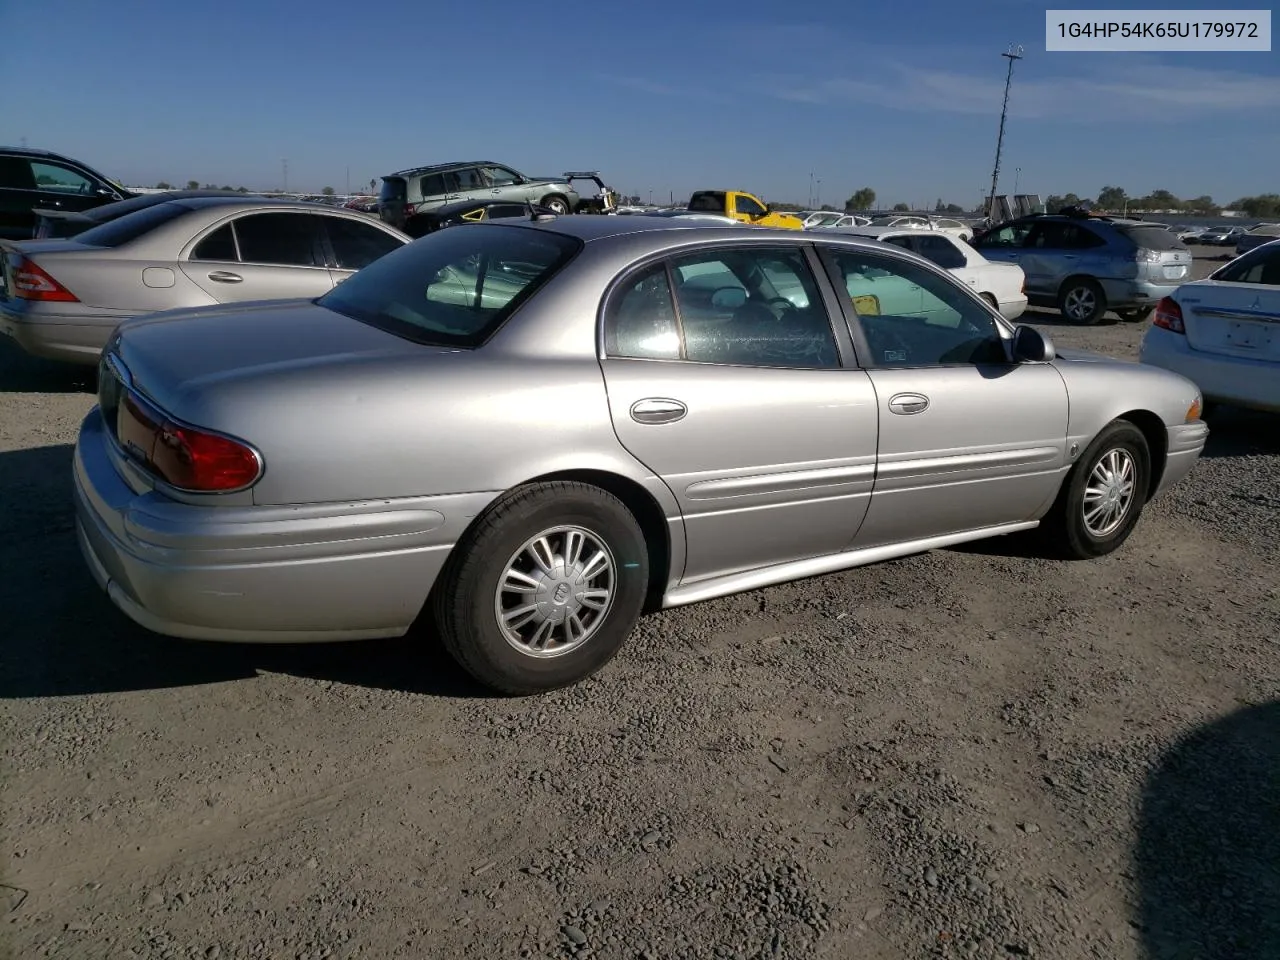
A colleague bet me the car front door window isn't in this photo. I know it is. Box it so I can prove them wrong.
[30,161,95,195]
[976,222,1033,249]
[825,248,1005,366]
[480,166,521,187]
[735,195,767,218]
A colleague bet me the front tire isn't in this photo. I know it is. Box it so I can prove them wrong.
[431,481,649,695]
[1058,278,1107,325]
[1040,421,1150,559]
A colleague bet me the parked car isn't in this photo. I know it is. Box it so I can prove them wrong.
[1198,226,1248,246]
[1176,227,1207,243]
[0,197,409,364]
[806,213,872,230]
[868,215,931,230]
[72,218,1206,695]
[927,218,977,242]
[1234,223,1280,255]
[835,226,1027,320]
[970,213,1192,324]
[1139,238,1280,414]
[34,189,265,240]
[403,198,556,238]
[1,146,136,240]
[378,161,580,230]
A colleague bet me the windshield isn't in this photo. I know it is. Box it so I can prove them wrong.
[73,201,191,248]
[318,224,582,347]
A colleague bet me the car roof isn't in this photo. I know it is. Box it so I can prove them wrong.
[488,215,894,252]
[162,196,349,213]
[0,145,72,160]
[386,160,507,178]
[836,225,942,238]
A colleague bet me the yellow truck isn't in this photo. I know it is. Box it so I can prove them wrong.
[686,190,805,229]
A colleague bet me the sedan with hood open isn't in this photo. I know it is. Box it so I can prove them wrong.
[74,217,1208,695]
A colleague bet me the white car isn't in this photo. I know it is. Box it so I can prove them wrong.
[1139,238,1280,414]
[866,215,975,243]
[833,226,1027,321]
[929,217,976,243]
[806,213,872,230]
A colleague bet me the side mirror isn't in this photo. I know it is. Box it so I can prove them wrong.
[1011,324,1055,363]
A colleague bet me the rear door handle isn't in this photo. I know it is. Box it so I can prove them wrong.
[630,398,687,425]
[887,393,930,415]
[207,271,243,283]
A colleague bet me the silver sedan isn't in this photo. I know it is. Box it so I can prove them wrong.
[73,217,1209,694]
[0,197,410,364]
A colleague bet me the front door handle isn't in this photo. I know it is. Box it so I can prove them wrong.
[887,393,929,415]
[207,271,243,283]
[630,397,687,425]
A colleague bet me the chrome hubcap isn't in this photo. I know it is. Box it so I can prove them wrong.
[1065,287,1096,320]
[1083,448,1137,537]
[495,526,615,658]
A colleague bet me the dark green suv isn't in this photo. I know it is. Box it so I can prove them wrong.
[378,161,579,232]
[0,146,135,240]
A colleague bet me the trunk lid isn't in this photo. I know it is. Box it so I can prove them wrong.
[109,299,455,411]
[1177,279,1280,362]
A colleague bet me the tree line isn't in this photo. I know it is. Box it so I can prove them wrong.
[1044,186,1280,218]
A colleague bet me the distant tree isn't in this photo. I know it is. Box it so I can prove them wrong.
[186,180,200,190]
[155,181,173,190]
[820,204,837,212]
[942,203,965,214]
[219,185,233,191]
[201,182,216,190]
[236,186,249,193]
[846,187,875,211]
[892,202,910,212]
[1233,194,1280,217]
[935,198,945,212]
[1044,193,1082,213]
[322,186,336,196]
[1096,185,1127,211]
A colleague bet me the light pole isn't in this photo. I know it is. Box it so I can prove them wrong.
[1013,167,1021,195]
[808,171,814,208]
[816,179,822,208]
[281,158,289,195]
[986,44,1024,219]
[345,166,350,196]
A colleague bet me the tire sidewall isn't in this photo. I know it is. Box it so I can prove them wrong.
[1062,423,1150,558]
[1059,279,1106,325]
[453,491,648,691]
[542,195,569,215]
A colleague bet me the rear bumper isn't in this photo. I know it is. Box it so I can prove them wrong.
[1140,327,1280,413]
[1098,277,1182,309]
[73,408,497,643]
[998,296,1028,322]
[0,303,128,364]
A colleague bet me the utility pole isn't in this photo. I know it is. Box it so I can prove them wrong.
[345,166,350,196]
[1014,166,1021,195]
[816,179,822,208]
[986,44,1024,220]
[281,158,289,195]
[808,171,814,208]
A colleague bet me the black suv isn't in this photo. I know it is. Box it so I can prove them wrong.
[0,147,135,240]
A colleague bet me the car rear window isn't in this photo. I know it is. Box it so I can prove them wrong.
[317,224,582,348]
[378,178,406,203]
[1117,225,1187,251]
[74,202,191,248]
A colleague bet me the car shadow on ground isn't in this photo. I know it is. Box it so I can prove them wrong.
[0,338,97,394]
[1136,699,1280,959]
[0,443,494,701]
[1199,407,1280,458]
[1021,306,1124,328]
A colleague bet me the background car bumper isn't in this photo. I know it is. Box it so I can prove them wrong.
[0,305,131,364]
[73,409,489,643]
[1099,278,1182,309]
[1140,328,1280,413]
[998,296,1028,322]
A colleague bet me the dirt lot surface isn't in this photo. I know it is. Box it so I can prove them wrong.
[2,247,1278,960]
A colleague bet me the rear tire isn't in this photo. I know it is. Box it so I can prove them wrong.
[540,195,570,215]
[1039,421,1150,560]
[980,292,1000,312]
[1058,278,1107,325]
[431,481,649,695]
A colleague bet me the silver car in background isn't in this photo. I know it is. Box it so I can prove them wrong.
[73,218,1207,696]
[0,197,410,364]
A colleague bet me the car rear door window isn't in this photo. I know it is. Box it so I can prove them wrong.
[911,235,967,269]
[232,212,325,267]
[324,216,405,270]
[192,224,238,261]
[823,247,1005,367]
[670,247,838,368]
[604,263,682,360]
[1029,222,1106,249]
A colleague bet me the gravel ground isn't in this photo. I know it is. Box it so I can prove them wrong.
[2,247,1277,960]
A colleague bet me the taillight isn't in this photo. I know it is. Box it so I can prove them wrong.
[1153,296,1185,333]
[152,421,262,492]
[112,385,262,492]
[402,204,415,221]
[1135,248,1161,263]
[9,255,79,302]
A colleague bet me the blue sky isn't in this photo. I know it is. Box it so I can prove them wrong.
[4,0,1277,207]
